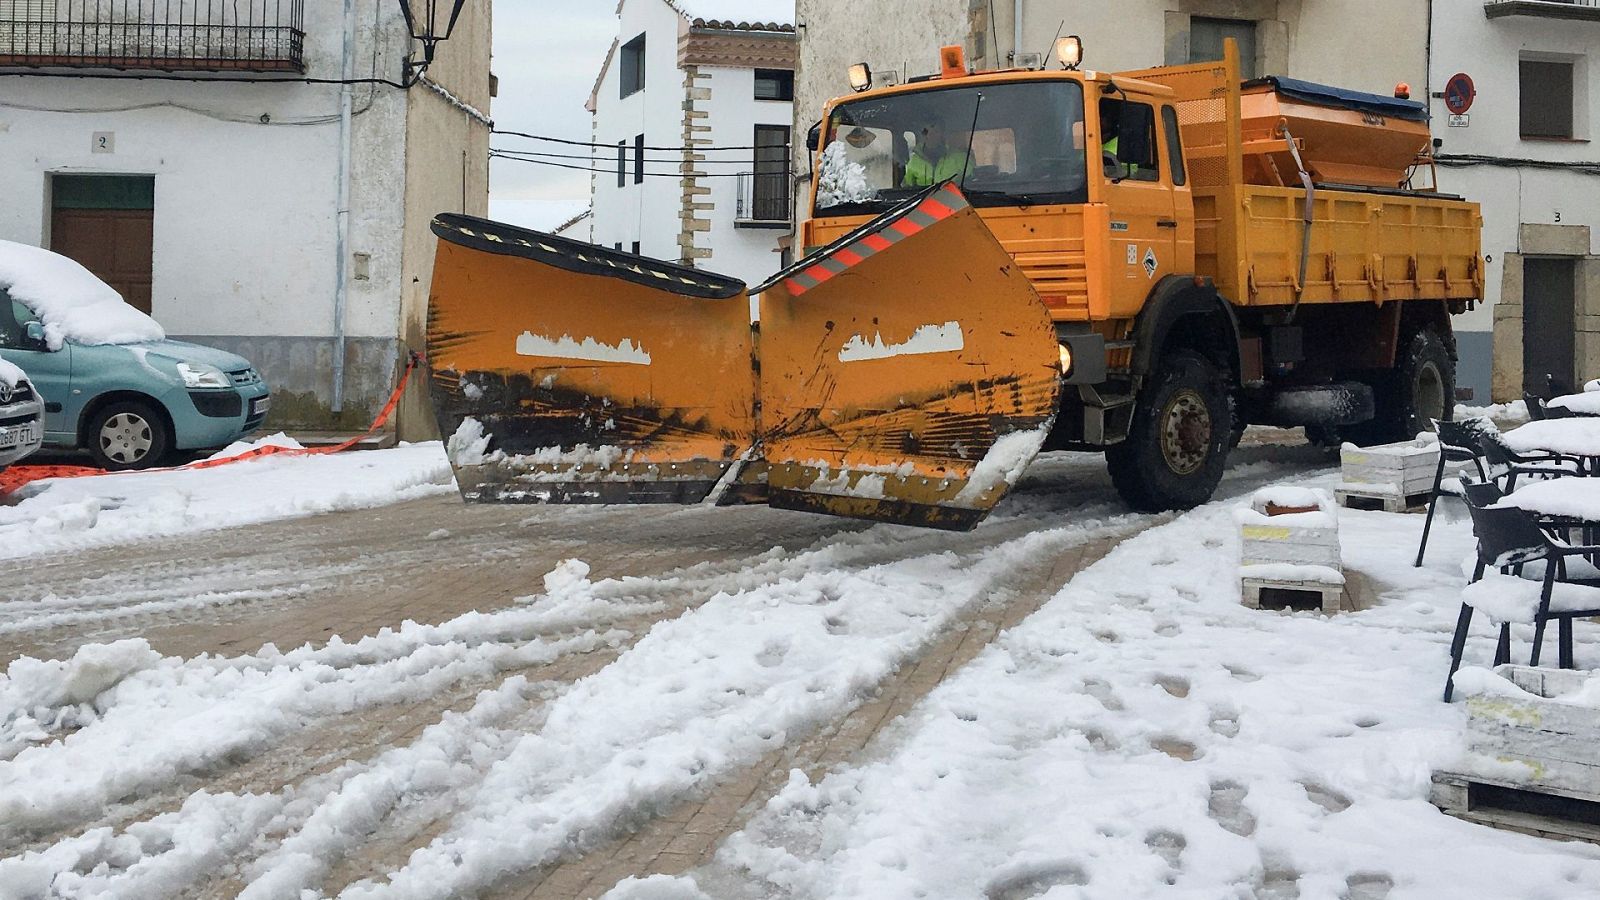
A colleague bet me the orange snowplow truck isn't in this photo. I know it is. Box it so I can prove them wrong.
[425,40,1482,530]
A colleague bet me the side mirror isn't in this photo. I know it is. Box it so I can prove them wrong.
[806,121,821,152]
[24,321,48,348]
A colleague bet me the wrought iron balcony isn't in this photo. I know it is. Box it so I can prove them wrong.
[0,1,306,72]
[1485,0,1600,21]
[735,171,791,228]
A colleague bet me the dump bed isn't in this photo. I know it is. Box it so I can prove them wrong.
[1127,58,1484,309]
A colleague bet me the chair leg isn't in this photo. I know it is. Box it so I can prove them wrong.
[1531,618,1548,666]
[1445,604,1474,702]
[1531,569,1557,667]
[1559,618,1575,669]
[1495,623,1512,666]
[1415,456,1447,568]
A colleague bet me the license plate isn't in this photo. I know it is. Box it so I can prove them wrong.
[251,396,272,416]
[0,422,39,449]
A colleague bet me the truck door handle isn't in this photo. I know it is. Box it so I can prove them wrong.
[1157,219,1179,228]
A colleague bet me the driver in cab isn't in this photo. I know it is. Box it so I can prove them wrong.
[903,122,973,187]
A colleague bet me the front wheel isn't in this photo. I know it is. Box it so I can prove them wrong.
[1108,352,1231,512]
[86,401,172,471]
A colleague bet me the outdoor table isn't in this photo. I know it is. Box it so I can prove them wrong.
[1501,419,1600,471]
[1547,392,1600,417]
[1501,477,1600,522]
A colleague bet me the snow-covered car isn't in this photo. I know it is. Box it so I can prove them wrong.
[0,351,44,470]
[0,241,271,471]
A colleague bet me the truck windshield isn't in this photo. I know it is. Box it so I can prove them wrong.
[815,79,1088,217]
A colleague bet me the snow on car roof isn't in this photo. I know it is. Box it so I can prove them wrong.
[0,351,24,389]
[0,239,166,349]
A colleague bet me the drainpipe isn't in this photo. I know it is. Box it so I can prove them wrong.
[1013,0,1024,65]
[332,0,357,413]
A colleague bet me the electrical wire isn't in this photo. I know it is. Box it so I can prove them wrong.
[490,150,776,179]
[493,128,787,152]
[0,92,379,126]
[1436,154,1600,176]
[0,70,409,88]
[491,147,763,165]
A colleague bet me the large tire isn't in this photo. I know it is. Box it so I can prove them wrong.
[86,400,172,471]
[1108,352,1231,512]
[1344,330,1454,446]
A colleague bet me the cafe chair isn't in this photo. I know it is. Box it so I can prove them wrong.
[1415,419,1493,567]
[1476,429,1586,492]
[1444,495,1600,701]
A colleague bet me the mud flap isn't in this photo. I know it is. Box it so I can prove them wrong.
[427,215,756,504]
[753,183,1063,531]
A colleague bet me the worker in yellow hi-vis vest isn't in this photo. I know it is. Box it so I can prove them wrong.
[903,122,973,187]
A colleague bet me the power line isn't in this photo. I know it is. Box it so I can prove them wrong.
[492,127,786,153]
[489,150,781,179]
[491,147,765,165]
[0,71,408,89]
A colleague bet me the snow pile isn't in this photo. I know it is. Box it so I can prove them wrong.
[446,417,493,466]
[0,351,24,390]
[671,0,794,28]
[953,425,1051,505]
[203,431,305,462]
[1456,400,1529,428]
[815,142,876,209]
[0,239,165,349]
[0,443,453,560]
[1502,417,1600,457]
[1461,572,1600,622]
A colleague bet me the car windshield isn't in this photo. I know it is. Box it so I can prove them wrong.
[814,79,1088,217]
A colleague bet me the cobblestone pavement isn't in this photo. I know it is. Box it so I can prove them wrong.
[2,437,1328,898]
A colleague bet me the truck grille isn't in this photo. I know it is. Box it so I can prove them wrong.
[0,381,33,403]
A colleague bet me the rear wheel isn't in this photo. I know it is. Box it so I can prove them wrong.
[1344,329,1454,445]
[87,401,171,471]
[1108,352,1231,512]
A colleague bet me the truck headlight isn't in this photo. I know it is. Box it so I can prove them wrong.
[1058,343,1074,376]
[178,362,231,389]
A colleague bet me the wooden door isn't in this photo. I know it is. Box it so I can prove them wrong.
[1523,257,1576,397]
[49,175,155,314]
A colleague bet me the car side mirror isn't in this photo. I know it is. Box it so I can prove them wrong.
[806,121,821,152]
[24,321,48,348]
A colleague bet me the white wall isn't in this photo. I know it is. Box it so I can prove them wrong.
[591,0,688,262]
[698,64,792,284]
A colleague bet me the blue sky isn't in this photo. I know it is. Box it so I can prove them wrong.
[486,3,615,230]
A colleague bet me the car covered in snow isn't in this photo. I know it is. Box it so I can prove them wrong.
[0,351,44,470]
[0,241,271,470]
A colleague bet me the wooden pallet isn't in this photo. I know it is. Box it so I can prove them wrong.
[1335,488,1431,513]
[1242,577,1346,614]
[1431,770,1600,844]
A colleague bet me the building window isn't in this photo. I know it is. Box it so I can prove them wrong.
[619,33,645,98]
[1190,17,1257,80]
[616,141,626,187]
[1521,59,1575,139]
[634,133,645,184]
[754,68,794,102]
[750,125,791,222]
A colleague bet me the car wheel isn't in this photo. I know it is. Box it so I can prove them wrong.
[87,401,172,471]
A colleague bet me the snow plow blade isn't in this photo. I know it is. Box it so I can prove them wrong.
[754,183,1062,531]
[427,214,756,504]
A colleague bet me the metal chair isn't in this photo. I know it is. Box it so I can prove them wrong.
[1415,419,1492,567]
[1444,495,1600,701]
[1476,428,1585,492]
[1525,392,1547,421]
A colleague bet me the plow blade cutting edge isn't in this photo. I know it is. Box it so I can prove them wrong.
[427,215,756,504]
[425,183,1062,530]
[755,183,1063,530]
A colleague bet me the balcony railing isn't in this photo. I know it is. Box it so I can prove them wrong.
[1486,0,1600,20]
[735,171,791,228]
[0,1,305,72]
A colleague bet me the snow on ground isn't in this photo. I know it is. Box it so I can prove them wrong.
[0,240,165,349]
[658,479,1600,899]
[0,442,452,561]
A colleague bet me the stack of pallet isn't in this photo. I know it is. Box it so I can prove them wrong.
[1434,665,1600,843]
[1337,436,1456,512]
[1237,487,1347,613]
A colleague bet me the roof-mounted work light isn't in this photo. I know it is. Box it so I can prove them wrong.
[1055,35,1084,71]
[398,0,469,85]
[848,62,873,93]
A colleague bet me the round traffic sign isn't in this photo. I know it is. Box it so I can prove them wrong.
[1445,73,1475,115]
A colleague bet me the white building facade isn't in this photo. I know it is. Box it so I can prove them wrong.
[584,0,797,286]
[1431,0,1600,402]
[0,0,493,438]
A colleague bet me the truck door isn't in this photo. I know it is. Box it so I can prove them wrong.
[1098,96,1177,318]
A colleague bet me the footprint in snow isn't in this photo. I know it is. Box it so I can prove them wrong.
[1154,621,1182,636]
[1144,829,1186,871]
[1209,708,1241,738]
[1154,675,1190,698]
[824,616,849,635]
[984,861,1089,900]
[1093,630,1121,644]
[1208,781,1257,837]
[1152,737,1200,761]
[1081,677,1124,711]
[1225,664,1262,683]
[755,639,789,668]
[1256,863,1302,900]
[1301,781,1352,815]
[1343,872,1394,900]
